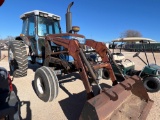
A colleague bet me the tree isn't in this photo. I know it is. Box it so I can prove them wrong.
[4,36,15,41]
[121,30,142,38]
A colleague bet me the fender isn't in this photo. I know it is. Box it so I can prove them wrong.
[15,36,31,46]
[15,36,40,57]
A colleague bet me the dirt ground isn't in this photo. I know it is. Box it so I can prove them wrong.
[1,50,160,120]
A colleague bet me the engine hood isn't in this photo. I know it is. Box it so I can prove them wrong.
[46,33,86,44]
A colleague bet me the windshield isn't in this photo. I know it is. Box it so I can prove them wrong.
[38,16,60,36]
[22,15,35,36]
[22,18,28,35]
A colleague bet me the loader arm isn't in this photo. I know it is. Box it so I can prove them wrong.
[45,34,95,99]
[81,39,153,120]
[86,39,117,85]
[45,34,118,98]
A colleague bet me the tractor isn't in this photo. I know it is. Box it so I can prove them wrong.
[8,2,153,119]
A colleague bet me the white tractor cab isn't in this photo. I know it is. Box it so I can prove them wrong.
[110,37,160,92]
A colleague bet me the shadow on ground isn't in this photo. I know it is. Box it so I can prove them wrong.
[28,62,41,72]
[30,69,112,120]
[58,73,112,120]
[13,84,32,120]
[58,72,81,83]
[59,85,86,120]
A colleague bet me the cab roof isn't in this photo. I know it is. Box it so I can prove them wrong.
[20,10,61,20]
[112,37,156,42]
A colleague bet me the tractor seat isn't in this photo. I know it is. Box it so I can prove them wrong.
[112,53,135,68]
[122,60,135,68]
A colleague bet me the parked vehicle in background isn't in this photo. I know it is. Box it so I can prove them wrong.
[120,37,160,52]
[110,38,160,92]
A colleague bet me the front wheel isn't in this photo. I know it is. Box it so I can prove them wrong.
[34,66,59,102]
[143,77,160,93]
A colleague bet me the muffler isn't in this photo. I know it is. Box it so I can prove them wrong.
[80,75,153,120]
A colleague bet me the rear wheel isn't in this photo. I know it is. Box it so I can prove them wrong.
[143,77,160,92]
[34,66,59,102]
[8,40,28,77]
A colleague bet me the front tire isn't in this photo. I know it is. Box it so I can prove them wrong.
[143,77,160,93]
[8,40,28,77]
[34,66,59,102]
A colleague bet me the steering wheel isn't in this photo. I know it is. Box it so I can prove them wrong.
[124,59,132,62]
[133,52,140,58]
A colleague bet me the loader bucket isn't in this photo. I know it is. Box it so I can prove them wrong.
[80,75,153,120]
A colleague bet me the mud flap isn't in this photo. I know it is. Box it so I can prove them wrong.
[80,75,153,120]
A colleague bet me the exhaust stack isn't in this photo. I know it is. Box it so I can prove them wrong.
[66,2,74,33]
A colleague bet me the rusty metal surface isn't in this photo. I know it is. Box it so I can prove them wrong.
[80,75,153,120]
[46,33,85,39]
[93,63,112,70]
[86,39,109,62]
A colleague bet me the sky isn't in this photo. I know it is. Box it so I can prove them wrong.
[0,0,160,42]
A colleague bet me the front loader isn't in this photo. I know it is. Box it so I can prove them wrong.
[7,2,153,119]
[40,35,153,119]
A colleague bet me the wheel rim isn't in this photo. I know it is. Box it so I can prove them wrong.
[36,77,44,94]
[8,49,15,71]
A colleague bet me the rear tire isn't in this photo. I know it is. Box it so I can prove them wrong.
[34,66,59,102]
[8,40,28,77]
[143,77,160,92]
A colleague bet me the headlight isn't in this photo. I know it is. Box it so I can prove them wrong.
[156,70,160,75]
